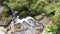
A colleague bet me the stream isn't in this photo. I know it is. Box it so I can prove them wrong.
[0,5,44,34]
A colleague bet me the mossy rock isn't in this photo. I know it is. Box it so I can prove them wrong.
[0,6,11,26]
[19,11,28,18]
[34,13,45,20]
[0,6,10,17]
[14,23,24,32]
[0,17,11,26]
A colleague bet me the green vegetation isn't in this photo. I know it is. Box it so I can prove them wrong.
[0,7,10,20]
[4,0,29,10]
[3,0,60,17]
[44,24,57,34]
[43,8,60,34]
[0,0,60,34]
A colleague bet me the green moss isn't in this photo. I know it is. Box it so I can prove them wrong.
[2,8,9,16]
[4,0,29,10]
[14,23,21,29]
[0,7,10,20]
[44,7,60,34]
[3,0,60,17]
[19,11,28,17]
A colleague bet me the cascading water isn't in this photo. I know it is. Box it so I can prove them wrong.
[8,9,44,34]
[0,6,44,34]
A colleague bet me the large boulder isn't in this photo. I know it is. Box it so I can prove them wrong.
[0,17,11,26]
[14,23,24,32]
[34,13,45,20]
[0,5,11,26]
[40,16,51,27]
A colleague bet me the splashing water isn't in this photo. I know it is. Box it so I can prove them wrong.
[8,10,44,34]
[15,16,36,26]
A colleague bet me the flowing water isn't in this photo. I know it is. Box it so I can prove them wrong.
[0,6,44,34]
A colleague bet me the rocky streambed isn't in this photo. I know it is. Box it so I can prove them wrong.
[0,4,60,34]
[0,14,51,34]
[0,6,51,34]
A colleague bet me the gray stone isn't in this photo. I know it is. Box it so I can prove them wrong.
[0,18,11,26]
[34,13,45,21]
[40,16,51,27]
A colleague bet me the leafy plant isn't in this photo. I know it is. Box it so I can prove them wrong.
[4,0,29,10]
[3,0,60,17]
[43,8,60,34]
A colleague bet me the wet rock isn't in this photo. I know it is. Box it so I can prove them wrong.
[25,29,36,34]
[35,21,44,32]
[40,16,51,27]
[16,31,25,34]
[13,16,44,34]
[14,23,24,32]
[22,21,32,30]
[0,5,11,26]
[34,13,45,20]
[0,6,10,17]
[5,16,44,34]
[15,16,36,26]
[16,27,41,34]
[0,18,11,26]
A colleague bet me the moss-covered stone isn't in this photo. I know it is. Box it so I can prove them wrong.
[0,6,11,26]
[14,23,24,32]
[0,6,10,20]
[34,14,45,20]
